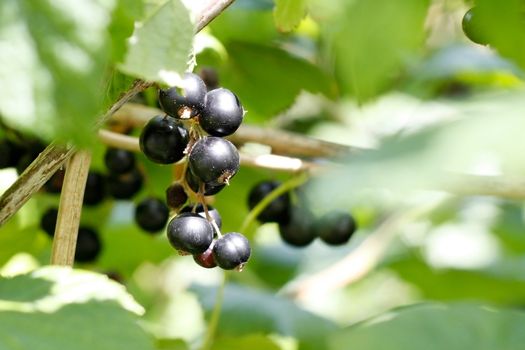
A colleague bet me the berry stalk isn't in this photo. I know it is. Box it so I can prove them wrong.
[50,150,92,266]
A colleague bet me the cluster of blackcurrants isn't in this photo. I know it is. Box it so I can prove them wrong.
[139,72,250,271]
[0,135,45,174]
[248,180,357,247]
[40,147,171,263]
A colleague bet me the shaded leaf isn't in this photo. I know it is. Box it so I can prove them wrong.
[212,334,281,350]
[221,42,335,119]
[0,266,154,350]
[191,283,337,350]
[119,0,193,85]
[330,303,525,350]
[274,0,307,32]
[0,0,120,146]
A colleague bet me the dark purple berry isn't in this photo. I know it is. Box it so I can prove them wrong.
[135,197,169,233]
[180,203,222,229]
[107,168,143,199]
[0,139,25,169]
[158,73,207,118]
[193,241,217,268]
[200,88,244,137]
[104,148,135,175]
[75,227,101,263]
[315,211,357,245]
[167,213,214,254]
[248,180,291,224]
[188,136,239,186]
[139,115,189,164]
[212,232,251,270]
[278,207,316,247]
[166,183,188,209]
[83,171,107,206]
[185,167,225,196]
[40,207,59,237]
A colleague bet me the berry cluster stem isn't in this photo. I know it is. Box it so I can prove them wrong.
[50,150,92,265]
[239,172,309,233]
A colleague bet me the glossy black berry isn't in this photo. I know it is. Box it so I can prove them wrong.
[315,211,357,245]
[40,208,59,237]
[135,197,169,233]
[248,180,291,224]
[462,8,487,45]
[189,136,240,185]
[104,148,135,175]
[193,241,217,269]
[139,115,189,164]
[167,212,214,254]
[107,168,143,199]
[200,88,244,137]
[44,168,65,193]
[83,171,107,206]
[180,203,222,229]
[212,232,251,270]
[166,183,188,209]
[278,207,316,247]
[0,139,25,169]
[75,227,102,263]
[158,73,207,118]
[185,167,225,196]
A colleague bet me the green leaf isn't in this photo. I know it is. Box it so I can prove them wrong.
[0,266,155,350]
[0,0,122,146]
[388,255,525,305]
[109,0,144,62]
[155,338,189,350]
[274,0,307,32]
[192,283,337,350]
[330,0,430,101]
[220,42,335,119]
[212,334,281,350]
[119,0,194,85]
[330,303,525,350]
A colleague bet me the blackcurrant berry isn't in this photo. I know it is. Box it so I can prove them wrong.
[189,136,240,185]
[107,168,143,199]
[462,8,487,45]
[315,211,357,245]
[200,88,244,137]
[104,148,135,175]
[135,197,169,233]
[212,232,251,270]
[166,183,188,209]
[0,139,25,169]
[199,67,219,91]
[167,213,214,254]
[180,203,222,229]
[83,171,107,206]
[278,207,316,247]
[185,167,225,196]
[193,241,217,268]
[44,168,65,194]
[40,207,59,237]
[75,227,102,263]
[248,180,291,224]
[158,73,207,118]
[139,115,189,164]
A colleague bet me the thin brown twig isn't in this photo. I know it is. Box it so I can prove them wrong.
[112,103,358,157]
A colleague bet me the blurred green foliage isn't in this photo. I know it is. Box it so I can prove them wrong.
[2,0,525,349]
